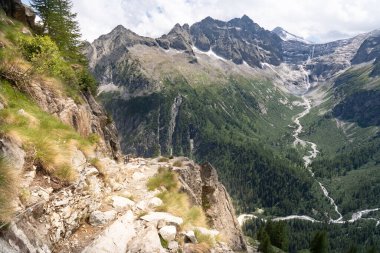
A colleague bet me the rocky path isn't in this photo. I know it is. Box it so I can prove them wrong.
[56,157,168,253]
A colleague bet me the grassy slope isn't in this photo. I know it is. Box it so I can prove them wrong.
[0,13,98,222]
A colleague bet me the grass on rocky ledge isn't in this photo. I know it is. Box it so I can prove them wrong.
[0,81,97,182]
[147,167,208,230]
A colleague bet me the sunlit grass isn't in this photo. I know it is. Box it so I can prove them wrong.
[147,167,208,229]
[0,81,95,182]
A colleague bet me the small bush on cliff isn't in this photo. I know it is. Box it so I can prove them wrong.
[16,34,96,95]
[194,229,216,248]
[147,166,178,191]
[18,35,74,81]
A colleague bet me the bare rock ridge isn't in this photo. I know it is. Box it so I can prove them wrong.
[86,15,284,70]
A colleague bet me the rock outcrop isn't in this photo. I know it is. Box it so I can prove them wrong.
[175,160,247,251]
[351,30,380,64]
[0,0,35,28]
[156,23,195,56]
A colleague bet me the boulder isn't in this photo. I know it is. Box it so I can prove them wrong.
[0,137,25,172]
[72,149,87,173]
[127,225,165,253]
[159,225,176,241]
[140,212,183,226]
[195,227,219,237]
[111,196,135,212]
[168,241,179,251]
[184,230,197,244]
[83,211,136,253]
[148,197,163,208]
[0,0,36,28]
[89,210,117,226]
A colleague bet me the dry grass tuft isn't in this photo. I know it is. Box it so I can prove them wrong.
[172,160,183,167]
[148,167,208,229]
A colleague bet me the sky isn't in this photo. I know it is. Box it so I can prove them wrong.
[23,0,380,43]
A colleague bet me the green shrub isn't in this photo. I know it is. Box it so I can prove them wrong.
[16,35,97,96]
[173,160,183,167]
[194,229,216,248]
[77,68,98,94]
[147,167,178,191]
[17,35,76,82]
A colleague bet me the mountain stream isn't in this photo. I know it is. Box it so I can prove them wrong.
[238,69,380,226]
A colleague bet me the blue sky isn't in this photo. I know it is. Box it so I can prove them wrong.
[24,0,380,43]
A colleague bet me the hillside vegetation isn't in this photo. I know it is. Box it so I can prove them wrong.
[0,10,98,222]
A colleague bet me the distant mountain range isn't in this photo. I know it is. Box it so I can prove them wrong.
[85,15,380,251]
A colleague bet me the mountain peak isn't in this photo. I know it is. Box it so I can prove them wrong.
[113,24,127,32]
[241,14,253,23]
[272,26,311,44]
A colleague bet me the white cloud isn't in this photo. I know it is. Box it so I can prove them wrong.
[71,0,380,43]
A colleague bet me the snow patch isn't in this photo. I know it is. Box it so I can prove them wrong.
[98,83,123,95]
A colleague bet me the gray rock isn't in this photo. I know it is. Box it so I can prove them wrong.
[72,149,87,173]
[184,230,197,244]
[159,225,176,241]
[111,196,135,212]
[140,212,183,226]
[176,163,247,251]
[127,225,165,253]
[89,210,117,226]
[148,197,163,208]
[83,211,136,253]
[0,137,25,172]
[132,172,145,181]
[168,241,179,251]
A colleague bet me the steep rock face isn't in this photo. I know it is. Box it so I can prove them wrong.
[351,31,380,64]
[190,15,283,67]
[333,90,380,127]
[176,161,247,251]
[0,0,35,28]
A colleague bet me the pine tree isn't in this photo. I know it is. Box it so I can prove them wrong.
[31,0,82,61]
[310,231,329,253]
[258,230,273,253]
